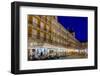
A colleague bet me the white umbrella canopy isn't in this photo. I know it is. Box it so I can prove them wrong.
[28,41,68,53]
[42,43,67,51]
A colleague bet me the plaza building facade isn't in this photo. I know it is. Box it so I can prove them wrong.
[28,15,87,60]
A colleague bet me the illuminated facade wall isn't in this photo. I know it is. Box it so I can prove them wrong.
[28,15,82,50]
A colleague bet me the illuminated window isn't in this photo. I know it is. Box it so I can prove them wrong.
[40,22,44,29]
[40,16,46,21]
[58,39,60,43]
[46,34,49,39]
[47,16,49,20]
[46,25,49,32]
[32,17,38,25]
[53,37,55,42]
[32,29,37,37]
[40,32,44,38]
[52,20,55,25]
[47,16,51,22]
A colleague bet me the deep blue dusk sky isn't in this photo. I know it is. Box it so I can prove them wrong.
[57,16,88,42]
